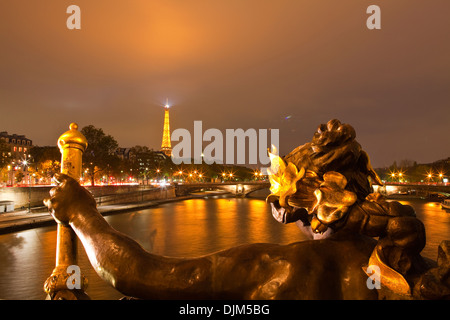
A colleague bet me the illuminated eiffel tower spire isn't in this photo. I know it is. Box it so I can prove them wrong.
[160,99,172,157]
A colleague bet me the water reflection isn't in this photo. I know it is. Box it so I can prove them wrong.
[0,196,448,300]
[0,234,25,271]
[397,199,450,260]
[0,228,57,300]
[105,197,305,258]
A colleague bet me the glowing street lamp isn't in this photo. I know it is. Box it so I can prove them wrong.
[254,171,263,181]
[425,169,434,183]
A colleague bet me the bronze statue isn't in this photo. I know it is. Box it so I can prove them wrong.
[44,120,450,300]
[266,119,430,297]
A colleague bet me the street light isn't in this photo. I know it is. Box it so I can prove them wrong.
[20,158,32,213]
[254,171,263,181]
[7,165,11,186]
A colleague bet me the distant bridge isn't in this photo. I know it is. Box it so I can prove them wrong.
[374,183,450,198]
[175,181,450,199]
[174,181,270,197]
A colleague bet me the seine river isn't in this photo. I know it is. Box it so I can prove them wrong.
[0,192,449,300]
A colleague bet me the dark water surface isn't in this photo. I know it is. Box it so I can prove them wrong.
[0,195,449,300]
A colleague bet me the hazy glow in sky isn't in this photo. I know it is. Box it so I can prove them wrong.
[0,1,449,167]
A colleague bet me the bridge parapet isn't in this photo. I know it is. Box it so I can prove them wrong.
[374,183,450,197]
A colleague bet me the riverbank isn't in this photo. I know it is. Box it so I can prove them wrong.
[385,194,447,202]
[0,193,221,235]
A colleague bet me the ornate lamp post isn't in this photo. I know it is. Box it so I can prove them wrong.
[44,123,89,300]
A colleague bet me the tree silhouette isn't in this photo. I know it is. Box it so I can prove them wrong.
[81,125,119,186]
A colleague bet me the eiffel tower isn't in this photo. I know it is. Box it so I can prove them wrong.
[160,99,172,157]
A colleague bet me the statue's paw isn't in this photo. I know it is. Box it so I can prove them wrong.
[43,173,96,225]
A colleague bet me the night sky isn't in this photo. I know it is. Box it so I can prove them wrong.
[0,1,449,168]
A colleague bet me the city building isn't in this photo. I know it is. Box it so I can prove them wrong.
[116,146,168,169]
[115,147,132,160]
[130,149,168,170]
[0,131,33,185]
[0,131,32,162]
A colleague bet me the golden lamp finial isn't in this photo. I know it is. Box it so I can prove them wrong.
[57,122,88,153]
[56,122,88,181]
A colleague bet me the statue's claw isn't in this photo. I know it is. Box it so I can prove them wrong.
[364,245,412,298]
